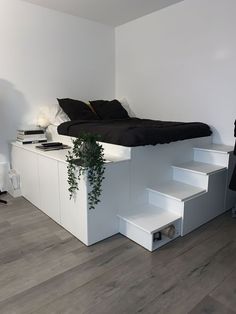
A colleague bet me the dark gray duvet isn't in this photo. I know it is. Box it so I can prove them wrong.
[58,118,212,147]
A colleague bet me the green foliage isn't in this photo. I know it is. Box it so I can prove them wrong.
[66,133,105,210]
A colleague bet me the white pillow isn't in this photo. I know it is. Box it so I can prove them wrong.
[53,106,70,126]
[119,98,136,117]
[38,104,70,127]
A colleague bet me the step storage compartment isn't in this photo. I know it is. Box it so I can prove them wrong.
[182,169,227,235]
[118,204,181,251]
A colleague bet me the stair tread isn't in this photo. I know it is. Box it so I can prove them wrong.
[172,161,226,175]
[194,144,234,154]
[118,204,181,234]
[147,180,206,201]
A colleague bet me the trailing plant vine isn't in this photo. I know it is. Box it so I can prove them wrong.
[66,133,105,210]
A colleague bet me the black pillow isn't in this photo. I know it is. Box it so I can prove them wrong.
[89,99,129,120]
[57,98,98,120]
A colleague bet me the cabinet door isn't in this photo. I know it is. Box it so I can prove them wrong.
[58,162,88,244]
[38,155,60,223]
[12,146,41,208]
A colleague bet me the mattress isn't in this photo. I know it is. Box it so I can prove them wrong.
[57,118,212,147]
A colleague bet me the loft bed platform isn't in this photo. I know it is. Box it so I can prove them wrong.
[10,98,236,251]
[11,133,236,251]
[10,94,236,252]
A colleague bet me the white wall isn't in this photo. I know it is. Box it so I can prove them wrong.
[116,0,236,145]
[0,0,114,162]
[1,0,235,169]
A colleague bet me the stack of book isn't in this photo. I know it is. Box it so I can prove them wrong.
[36,142,70,151]
[17,127,47,144]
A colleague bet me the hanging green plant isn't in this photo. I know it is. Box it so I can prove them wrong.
[66,133,105,210]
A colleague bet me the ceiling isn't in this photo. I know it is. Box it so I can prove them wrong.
[20,0,183,26]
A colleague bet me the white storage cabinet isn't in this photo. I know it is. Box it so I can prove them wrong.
[11,142,130,246]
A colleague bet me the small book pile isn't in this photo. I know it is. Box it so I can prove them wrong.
[36,142,70,151]
[17,127,47,144]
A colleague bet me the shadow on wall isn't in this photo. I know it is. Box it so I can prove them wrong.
[0,79,29,162]
[209,125,223,145]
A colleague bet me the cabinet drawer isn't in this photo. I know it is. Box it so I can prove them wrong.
[38,155,60,223]
[12,146,41,208]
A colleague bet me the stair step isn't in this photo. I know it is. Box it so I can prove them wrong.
[118,204,181,251]
[194,144,234,154]
[193,144,232,167]
[147,181,206,202]
[172,161,226,175]
[118,204,181,234]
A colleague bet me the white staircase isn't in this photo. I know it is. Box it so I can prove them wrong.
[118,144,234,251]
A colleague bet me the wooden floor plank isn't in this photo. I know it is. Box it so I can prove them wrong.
[189,295,235,314]
[210,268,236,312]
[33,219,236,314]
[0,196,235,314]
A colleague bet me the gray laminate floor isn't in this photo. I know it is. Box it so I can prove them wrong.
[0,195,235,314]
